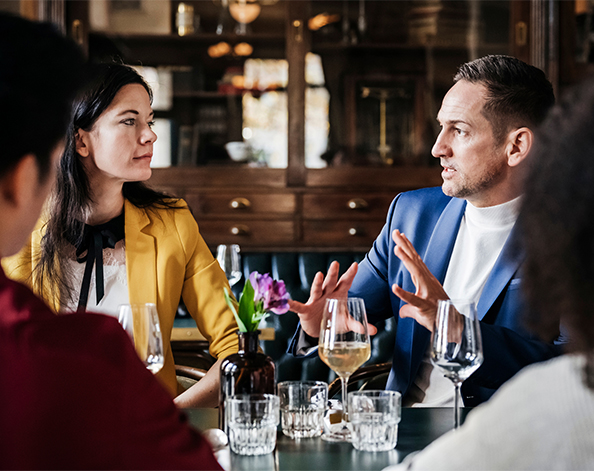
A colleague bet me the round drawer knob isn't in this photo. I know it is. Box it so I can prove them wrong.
[347,198,369,210]
[230,225,250,236]
[348,227,363,236]
[229,197,251,210]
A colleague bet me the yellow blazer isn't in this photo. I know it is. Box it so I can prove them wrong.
[3,199,239,396]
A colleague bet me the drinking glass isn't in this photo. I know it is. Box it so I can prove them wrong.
[349,390,401,451]
[318,297,371,441]
[277,381,327,438]
[216,244,242,287]
[118,303,165,374]
[226,393,280,456]
[430,299,483,428]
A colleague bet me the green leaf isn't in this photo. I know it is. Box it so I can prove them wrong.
[238,279,257,332]
[252,312,269,325]
[224,287,246,332]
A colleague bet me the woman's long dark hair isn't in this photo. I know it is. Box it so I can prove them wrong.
[520,78,594,389]
[36,63,178,304]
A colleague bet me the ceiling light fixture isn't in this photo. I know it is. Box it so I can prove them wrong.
[229,0,261,35]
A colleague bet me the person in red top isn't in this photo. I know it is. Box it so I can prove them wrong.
[0,13,221,471]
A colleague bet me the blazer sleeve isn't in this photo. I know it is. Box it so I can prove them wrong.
[349,194,401,325]
[470,322,563,391]
[173,207,239,360]
[1,219,57,309]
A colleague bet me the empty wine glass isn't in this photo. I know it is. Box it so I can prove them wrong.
[430,299,483,429]
[118,303,165,374]
[318,298,371,441]
[216,244,242,287]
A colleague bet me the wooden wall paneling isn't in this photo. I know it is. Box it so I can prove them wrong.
[65,0,88,53]
[559,0,578,87]
[510,0,531,64]
[286,0,309,186]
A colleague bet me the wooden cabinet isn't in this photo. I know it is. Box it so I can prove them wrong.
[149,165,442,250]
[301,191,393,247]
[196,219,296,246]
[187,192,296,216]
[185,190,297,246]
[302,219,386,247]
[302,193,394,219]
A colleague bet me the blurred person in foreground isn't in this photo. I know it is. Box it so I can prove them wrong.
[384,77,594,470]
[0,13,220,470]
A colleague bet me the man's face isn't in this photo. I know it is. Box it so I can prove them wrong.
[432,80,509,207]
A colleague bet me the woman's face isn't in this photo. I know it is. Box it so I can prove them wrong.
[76,83,156,186]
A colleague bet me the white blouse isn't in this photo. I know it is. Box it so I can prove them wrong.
[60,239,129,318]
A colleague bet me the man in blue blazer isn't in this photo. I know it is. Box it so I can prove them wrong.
[289,55,561,407]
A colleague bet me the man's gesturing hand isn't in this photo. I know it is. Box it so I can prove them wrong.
[288,261,377,337]
[391,230,449,332]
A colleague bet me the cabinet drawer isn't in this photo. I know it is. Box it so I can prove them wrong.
[303,193,393,219]
[186,192,296,216]
[197,220,295,246]
[303,219,385,247]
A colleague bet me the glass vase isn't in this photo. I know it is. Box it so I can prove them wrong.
[219,330,275,433]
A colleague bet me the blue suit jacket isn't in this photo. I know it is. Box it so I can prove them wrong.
[349,187,561,406]
[289,187,561,406]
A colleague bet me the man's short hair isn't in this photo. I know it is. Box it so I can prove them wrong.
[0,13,85,179]
[454,55,554,143]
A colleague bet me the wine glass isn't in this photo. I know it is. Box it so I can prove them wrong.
[318,297,371,441]
[216,244,242,287]
[118,303,165,374]
[430,299,483,429]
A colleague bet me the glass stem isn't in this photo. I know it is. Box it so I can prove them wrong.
[341,375,349,424]
[454,381,462,429]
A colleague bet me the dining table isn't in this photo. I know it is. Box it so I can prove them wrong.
[184,406,472,471]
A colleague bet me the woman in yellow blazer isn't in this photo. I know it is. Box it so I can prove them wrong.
[3,63,238,408]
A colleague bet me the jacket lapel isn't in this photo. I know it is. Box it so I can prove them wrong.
[477,224,524,320]
[421,198,466,285]
[124,201,157,305]
[405,198,467,384]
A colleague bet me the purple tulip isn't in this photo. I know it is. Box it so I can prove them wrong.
[249,271,290,315]
[249,271,272,301]
[263,279,290,314]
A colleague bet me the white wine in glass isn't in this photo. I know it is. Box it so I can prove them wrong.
[216,244,242,287]
[118,303,165,374]
[318,297,371,442]
[430,299,483,429]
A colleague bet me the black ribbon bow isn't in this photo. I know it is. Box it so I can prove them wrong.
[71,213,125,311]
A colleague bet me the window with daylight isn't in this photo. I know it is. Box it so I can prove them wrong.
[242,53,329,168]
